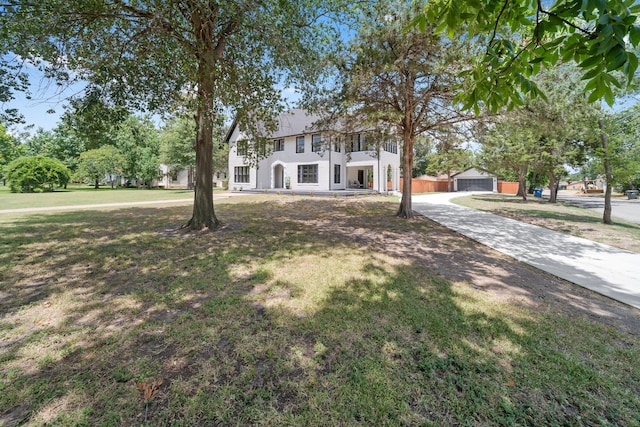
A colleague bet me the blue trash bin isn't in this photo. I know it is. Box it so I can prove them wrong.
[534,188,542,198]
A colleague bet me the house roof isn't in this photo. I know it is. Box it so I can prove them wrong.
[452,167,494,178]
[225,109,324,143]
[272,109,323,138]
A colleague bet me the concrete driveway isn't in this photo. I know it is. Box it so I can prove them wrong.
[555,191,640,224]
[412,192,640,310]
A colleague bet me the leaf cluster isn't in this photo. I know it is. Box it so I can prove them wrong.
[477,64,600,184]
[0,123,23,180]
[416,0,640,111]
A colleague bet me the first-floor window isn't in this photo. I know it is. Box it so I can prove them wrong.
[298,164,318,183]
[334,164,341,184]
[234,166,250,183]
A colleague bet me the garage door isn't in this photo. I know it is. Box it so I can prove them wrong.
[457,178,493,191]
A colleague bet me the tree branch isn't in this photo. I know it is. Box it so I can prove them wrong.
[489,0,510,47]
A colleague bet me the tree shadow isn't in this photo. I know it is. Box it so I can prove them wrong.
[1,199,638,425]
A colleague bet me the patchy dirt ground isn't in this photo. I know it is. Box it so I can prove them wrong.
[1,195,639,425]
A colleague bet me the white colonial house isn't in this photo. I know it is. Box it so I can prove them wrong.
[226,109,401,192]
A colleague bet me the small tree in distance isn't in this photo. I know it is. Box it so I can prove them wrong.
[75,146,124,189]
[0,123,23,185]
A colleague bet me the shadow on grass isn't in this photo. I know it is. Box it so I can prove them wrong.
[1,199,638,425]
[469,195,640,233]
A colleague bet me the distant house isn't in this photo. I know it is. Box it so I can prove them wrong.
[226,109,401,192]
[158,165,227,189]
[452,168,498,192]
[568,181,585,191]
[567,177,606,192]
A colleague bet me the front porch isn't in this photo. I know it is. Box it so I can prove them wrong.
[345,164,399,192]
[346,166,374,189]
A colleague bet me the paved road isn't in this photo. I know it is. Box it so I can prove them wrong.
[556,192,640,224]
[413,192,640,310]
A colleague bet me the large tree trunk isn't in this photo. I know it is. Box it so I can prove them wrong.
[94,178,99,189]
[599,119,612,225]
[517,166,527,201]
[185,46,220,230]
[397,126,414,218]
[548,171,557,203]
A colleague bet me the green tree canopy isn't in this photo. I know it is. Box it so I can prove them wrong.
[478,64,599,200]
[0,123,23,184]
[415,0,640,112]
[321,0,477,218]
[424,130,474,192]
[160,113,227,189]
[74,145,124,189]
[20,126,85,172]
[2,0,343,229]
[114,116,160,189]
[599,106,640,191]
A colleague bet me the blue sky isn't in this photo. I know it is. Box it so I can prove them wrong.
[4,61,87,132]
[6,63,303,134]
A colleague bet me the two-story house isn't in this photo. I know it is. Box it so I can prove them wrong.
[226,109,400,192]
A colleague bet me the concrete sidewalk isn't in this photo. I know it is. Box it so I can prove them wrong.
[0,198,193,214]
[413,193,640,310]
[0,193,248,215]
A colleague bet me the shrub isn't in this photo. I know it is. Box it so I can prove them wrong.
[4,155,71,193]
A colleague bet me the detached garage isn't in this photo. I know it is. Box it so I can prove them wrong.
[453,168,497,192]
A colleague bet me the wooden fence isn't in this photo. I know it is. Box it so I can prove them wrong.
[400,178,519,194]
[399,178,449,193]
[497,181,519,194]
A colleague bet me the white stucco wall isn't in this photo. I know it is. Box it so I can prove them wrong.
[227,114,400,192]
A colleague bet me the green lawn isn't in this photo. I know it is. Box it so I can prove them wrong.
[1,195,638,426]
[0,184,196,210]
[453,193,640,253]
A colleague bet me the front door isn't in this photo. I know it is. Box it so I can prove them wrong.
[274,164,284,188]
[358,170,364,187]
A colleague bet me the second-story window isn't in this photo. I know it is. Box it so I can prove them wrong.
[237,140,248,156]
[312,134,322,152]
[384,140,398,154]
[274,139,284,151]
[349,134,362,152]
[296,136,305,153]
